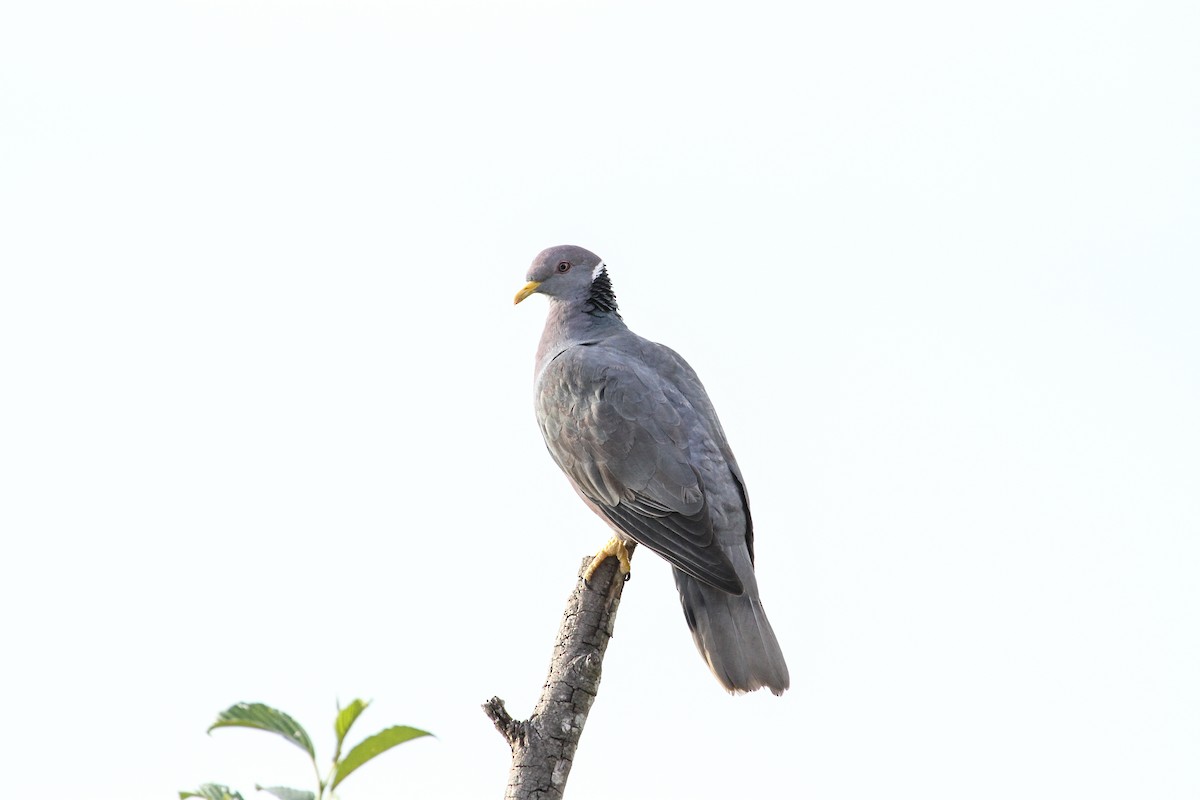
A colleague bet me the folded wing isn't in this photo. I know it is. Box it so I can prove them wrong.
[536,345,744,595]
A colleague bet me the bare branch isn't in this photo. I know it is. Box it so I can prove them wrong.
[483,547,633,799]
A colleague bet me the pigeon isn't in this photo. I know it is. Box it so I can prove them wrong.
[514,244,789,695]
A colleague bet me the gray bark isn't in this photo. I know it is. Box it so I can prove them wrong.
[483,547,633,799]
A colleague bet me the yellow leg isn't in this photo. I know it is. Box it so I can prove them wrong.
[582,537,633,583]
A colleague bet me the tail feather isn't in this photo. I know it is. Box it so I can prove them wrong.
[674,555,789,695]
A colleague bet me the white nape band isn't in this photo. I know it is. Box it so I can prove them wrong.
[592,262,606,281]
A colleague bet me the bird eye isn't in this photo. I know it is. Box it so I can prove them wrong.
[556,261,571,273]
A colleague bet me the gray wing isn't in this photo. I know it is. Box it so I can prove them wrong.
[536,341,744,594]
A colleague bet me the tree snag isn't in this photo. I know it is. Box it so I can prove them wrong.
[483,547,633,800]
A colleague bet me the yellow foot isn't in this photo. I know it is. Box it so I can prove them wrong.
[582,537,633,584]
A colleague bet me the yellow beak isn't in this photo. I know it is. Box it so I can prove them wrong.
[513,280,541,305]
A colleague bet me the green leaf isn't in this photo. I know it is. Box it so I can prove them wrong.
[208,702,316,760]
[254,785,315,800]
[331,725,433,790]
[334,699,370,752]
[180,783,245,800]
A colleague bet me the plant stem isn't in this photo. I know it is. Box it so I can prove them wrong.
[310,754,326,800]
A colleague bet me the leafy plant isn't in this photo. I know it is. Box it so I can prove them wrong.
[181,699,432,800]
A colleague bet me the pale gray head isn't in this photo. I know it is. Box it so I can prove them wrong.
[513,244,619,316]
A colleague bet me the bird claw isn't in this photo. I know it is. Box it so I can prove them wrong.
[582,537,633,586]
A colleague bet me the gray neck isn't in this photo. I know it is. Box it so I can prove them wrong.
[535,298,628,368]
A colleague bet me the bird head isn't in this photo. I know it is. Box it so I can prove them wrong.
[514,245,607,305]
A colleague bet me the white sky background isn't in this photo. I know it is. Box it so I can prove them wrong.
[2,1,1198,798]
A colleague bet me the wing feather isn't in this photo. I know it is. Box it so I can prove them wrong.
[536,344,743,594]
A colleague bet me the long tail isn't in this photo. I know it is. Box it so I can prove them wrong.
[673,551,789,695]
